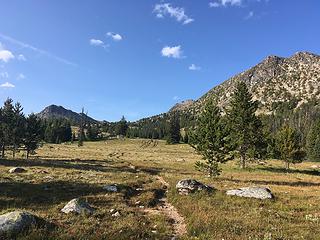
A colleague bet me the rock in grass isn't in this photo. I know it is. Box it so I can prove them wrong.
[8,167,26,173]
[226,187,274,200]
[61,198,95,214]
[176,179,214,195]
[102,184,118,192]
[0,211,45,236]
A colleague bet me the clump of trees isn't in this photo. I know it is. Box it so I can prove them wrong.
[189,81,310,177]
[0,98,43,159]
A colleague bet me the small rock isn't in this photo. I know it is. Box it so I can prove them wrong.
[0,211,46,236]
[176,179,214,195]
[135,201,141,205]
[310,165,320,169]
[139,205,145,209]
[176,158,185,162]
[112,211,121,217]
[306,214,320,222]
[136,188,143,191]
[61,198,95,214]
[226,187,274,200]
[103,184,118,192]
[8,167,26,173]
[109,209,115,213]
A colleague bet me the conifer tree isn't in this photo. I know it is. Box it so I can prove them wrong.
[167,112,180,144]
[190,100,230,177]
[116,116,128,137]
[12,102,25,158]
[1,98,15,158]
[227,81,263,169]
[306,119,320,161]
[275,125,305,170]
[24,114,42,159]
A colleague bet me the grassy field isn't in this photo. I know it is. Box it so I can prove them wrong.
[1,139,320,239]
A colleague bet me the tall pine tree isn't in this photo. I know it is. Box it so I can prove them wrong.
[167,112,181,144]
[227,81,263,169]
[190,100,230,177]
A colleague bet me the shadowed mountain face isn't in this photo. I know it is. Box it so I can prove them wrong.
[37,105,98,124]
[182,52,320,115]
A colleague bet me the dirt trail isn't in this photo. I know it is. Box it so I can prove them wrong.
[144,176,187,239]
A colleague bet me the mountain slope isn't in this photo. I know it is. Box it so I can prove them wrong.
[177,51,320,115]
[38,105,98,124]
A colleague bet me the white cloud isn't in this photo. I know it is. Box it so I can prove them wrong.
[106,32,123,41]
[90,39,104,46]
[189,64,201,71]
[17,54,26,61]
[210,0,268,8]
[209,2,221,7]
[17,73,26,80]
[161,45,183,59]
[0,49,14,62]
[0,33,77,67]
[0,82,15,88]
[0,72,9,79]
[209,0,242,7]
[154,3,194,25]
[245,11,254,19]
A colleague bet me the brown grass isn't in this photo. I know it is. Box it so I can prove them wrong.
[1,139,320,239]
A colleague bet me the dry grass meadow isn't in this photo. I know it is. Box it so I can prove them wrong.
[1,139,320,239]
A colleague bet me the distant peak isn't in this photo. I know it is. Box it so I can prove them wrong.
[291,51,319,58]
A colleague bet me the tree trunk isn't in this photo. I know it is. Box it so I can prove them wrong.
[240,153,246,169]
[1,145,5,158]
[285,161,290,170]
[26,150,29,160]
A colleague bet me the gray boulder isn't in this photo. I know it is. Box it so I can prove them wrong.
[61,198,95,214]
[226,187,274,200]
[0,211,43,236]
[8,167,26,173]
[176,179,213,195]
[103,184,118,192]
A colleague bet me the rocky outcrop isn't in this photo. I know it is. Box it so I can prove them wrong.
[176,179,213,195]
[226,187,274,200]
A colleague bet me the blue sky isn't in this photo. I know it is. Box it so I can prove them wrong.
[0,0,319,121]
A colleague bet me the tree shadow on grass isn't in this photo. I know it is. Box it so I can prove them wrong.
[0,158,141,174]
[0,180,110,210]
[257,166,320,177]
[220,177,320,187]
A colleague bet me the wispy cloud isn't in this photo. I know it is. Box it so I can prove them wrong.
[209,0,269,8]
[17,54,26,61]
[89,38,109,50]
[17,73,26,80]
[189,64,201,71]
[0,82,15,88]
[173,96,180,101]
[209,0,242,7]
[106,32,123,41]
[90,39,104,46]
[245,11,254,19]
[161,45,184,59]
[154,3,194,25]
[0,72,9,79]
[0,33,77,67]
[0,43,14,63]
